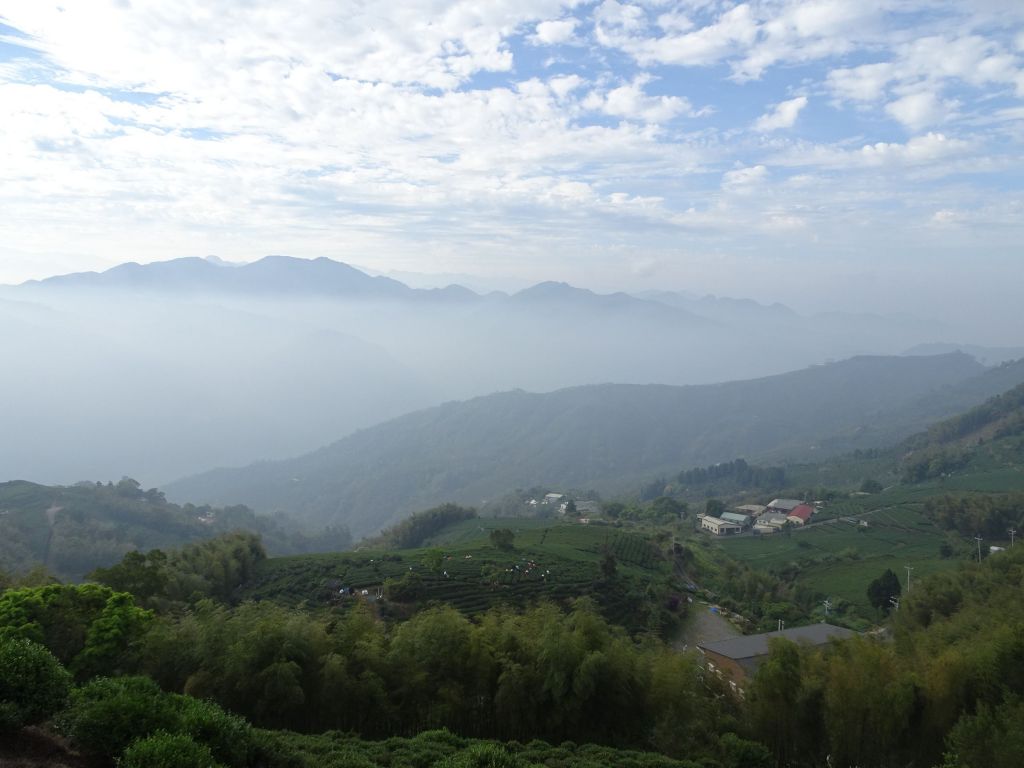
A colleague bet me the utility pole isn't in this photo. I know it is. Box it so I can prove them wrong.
[823,598,832,619]
[905,565,914,593]
[777,619,785,632]
[975,536,983,563]
[1009,528,1017,548]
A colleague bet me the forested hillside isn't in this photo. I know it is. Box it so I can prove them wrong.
[0,479,350,581]
[5,525,1024,767]
[166,354,1024,537]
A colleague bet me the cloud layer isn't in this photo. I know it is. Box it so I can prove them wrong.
[0,0,1022,318]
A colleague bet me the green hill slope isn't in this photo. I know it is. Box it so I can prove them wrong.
[704,381,1024,627]
[165,353,1024,537]
[236,517,678,635]
[235,520,675,634]
[0,479,351,580]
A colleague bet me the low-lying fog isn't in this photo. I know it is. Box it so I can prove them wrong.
[1,258,1019,487]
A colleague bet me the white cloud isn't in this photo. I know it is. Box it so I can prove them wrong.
[0,1,571,92]
[858,133,970,166]
[753,96,807,131]
[548,74,584,99]
[721,164,767,192]
[0,0,1022,303]
[533,18,578,45]
[884,90,956,130]
[826,62,894,102]
[597,2,757,68]
[771,132,972,170]
[599,76,693,123]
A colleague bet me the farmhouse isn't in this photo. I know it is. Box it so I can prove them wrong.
[720,511,751,528]
[760,512,790,528]
[735,504,766,517]
[700,515,743,536]
[698,623,857,689]
[786,504,814,525]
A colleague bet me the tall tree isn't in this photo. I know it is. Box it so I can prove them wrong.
[867,568,902,612]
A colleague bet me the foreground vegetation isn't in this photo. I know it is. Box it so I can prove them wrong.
[2,375,1024,767]
[4,533,1024,767]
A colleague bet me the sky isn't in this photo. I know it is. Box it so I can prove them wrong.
[1,1,1023,317]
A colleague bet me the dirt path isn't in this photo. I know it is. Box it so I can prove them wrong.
[42,503,63,569]
[673,602,742,651]
[45,504,62,526]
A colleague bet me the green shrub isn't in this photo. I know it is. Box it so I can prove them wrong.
[64,676,180,761]
[248,730,308,768]
[434,743,531,768]
[119,730,226,768]
[175,695,255,767]
[0,636,72,732]
[414,728,467,748]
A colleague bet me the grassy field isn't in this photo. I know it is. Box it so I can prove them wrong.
[237,519,676,632]
[717,503,958,611]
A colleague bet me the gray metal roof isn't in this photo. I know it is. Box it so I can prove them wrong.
[698,623,857,660]
[767,498,804,511]
[720,512,750,524]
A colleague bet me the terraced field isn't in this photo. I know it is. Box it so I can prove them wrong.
[717,503,957,611]
[236,519,676,632]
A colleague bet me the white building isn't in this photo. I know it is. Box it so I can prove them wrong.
[701,516,743,536]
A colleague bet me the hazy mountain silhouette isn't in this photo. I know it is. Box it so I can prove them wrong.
[164,353,1024,538]
[1,256,997,487]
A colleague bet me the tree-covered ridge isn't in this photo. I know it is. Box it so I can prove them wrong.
[0,479,351,581]
[909,380,1024,449]
[897,379,1024,483]
[369,503,479,549]
[675,459,786,494]
[166,352,1021,537]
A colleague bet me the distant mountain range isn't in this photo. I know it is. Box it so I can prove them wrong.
[25,255,414,299]
[3,255,1017,487]
[165,353,1024,538]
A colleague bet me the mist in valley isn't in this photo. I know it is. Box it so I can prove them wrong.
[1,255,1019,492]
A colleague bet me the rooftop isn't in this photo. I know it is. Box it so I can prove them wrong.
[788,504,814,521]
[699,623,857,661]
[767,498,804,511]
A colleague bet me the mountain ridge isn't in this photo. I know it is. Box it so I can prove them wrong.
[164,352,1024,538]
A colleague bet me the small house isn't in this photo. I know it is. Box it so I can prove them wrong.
[701,516,743,536]
[720,512,751,528]
[736,504,767,517]
[786,504,814,525]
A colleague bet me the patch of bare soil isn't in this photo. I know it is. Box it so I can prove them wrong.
[0,726,88,768]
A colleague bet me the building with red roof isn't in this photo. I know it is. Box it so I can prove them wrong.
[786,504,814,525]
